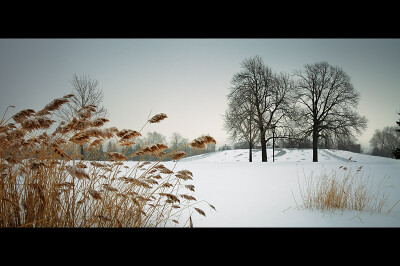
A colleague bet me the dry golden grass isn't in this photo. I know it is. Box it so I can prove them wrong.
[297,161,394,214]
[0,95,216,227]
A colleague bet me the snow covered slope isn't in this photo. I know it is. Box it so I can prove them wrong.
[163,148,400,227]
[184,148,399,164]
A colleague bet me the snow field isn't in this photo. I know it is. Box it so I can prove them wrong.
[160,148,400,227]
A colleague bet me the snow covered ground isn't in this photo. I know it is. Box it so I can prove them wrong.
[160,148,400,227]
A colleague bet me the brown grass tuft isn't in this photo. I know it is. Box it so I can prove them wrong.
[297,165,394,214]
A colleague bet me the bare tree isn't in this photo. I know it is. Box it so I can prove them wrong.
[370,126,400,158]
[55,74,109,157]
[224,86,259,162]
[55,74,108,123]
[169,132,188,151]
[294,62,367,162]
[227,56,296,162]
[143,131,167,145]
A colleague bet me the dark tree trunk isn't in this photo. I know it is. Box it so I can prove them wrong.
[312,129,318,162]
[249,142,253,162]
[261,134,268,162]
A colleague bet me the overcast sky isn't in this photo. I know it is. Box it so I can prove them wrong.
[1,38,399,152]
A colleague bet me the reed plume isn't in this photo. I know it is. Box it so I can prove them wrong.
[189,135,216,149]
[0,94,215,228]
[148,113,167,123]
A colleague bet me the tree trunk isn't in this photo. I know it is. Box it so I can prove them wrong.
[249,120,253,162]
[312,129,318,162]
[249,141,253,162]
[261,135,267,162]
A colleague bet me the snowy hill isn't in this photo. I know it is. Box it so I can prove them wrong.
[161,148,400,227]
[182,148,399,164]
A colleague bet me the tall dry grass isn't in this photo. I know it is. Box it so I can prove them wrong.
[0,95,216,227]
[297,160,394,214]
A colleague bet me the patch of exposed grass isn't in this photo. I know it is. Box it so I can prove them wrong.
[297,162,394,214]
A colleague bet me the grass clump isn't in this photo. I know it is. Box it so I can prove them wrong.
[297,160,394,214]
[0,95,216,227]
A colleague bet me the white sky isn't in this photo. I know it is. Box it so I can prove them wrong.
[1,38,399,152]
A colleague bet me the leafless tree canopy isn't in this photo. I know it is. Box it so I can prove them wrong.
[224,58,367,162]
[370,126,400,158]
[225,56,296,162]
[224,94,259,161]
[55,74,109,123]
[294,61,367,162]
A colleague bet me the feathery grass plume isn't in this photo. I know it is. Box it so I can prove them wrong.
[75,162,87,168]
[159,193,180,203]
[185,184,195,192]
[77,105,97,119]
[12,109,36,123]
[154,164,174,174]
[91,117,109,127]
[175,170,193,181]
[89,138,105,148]
[35,109,51,117]
[99,127,119,139]
[20,117,41,131]
[180,194,196,201]
[194,207,206,217]
[85,127,104,138]
[152,174,162,179]
[169,151,187,160]
[148,113,167,123]
[162,183,173,188]
[53,147,71,160]
[107,152,127,161]
[117,129,141,142]
[30,161,45,171]
[49,137,66,148]
[144,179,158,185]
[90,161,106,168]
[65,165,90,180]
[63,94,75,99]
[21,116,55,132]
[74,119,92,131]
[189,135,216,149]
[135,143,168,157]
[88,188,102,200]
[42,97,69,112]
[102,184,118,192]
[1,95,215,228]
[69,132,90,145]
